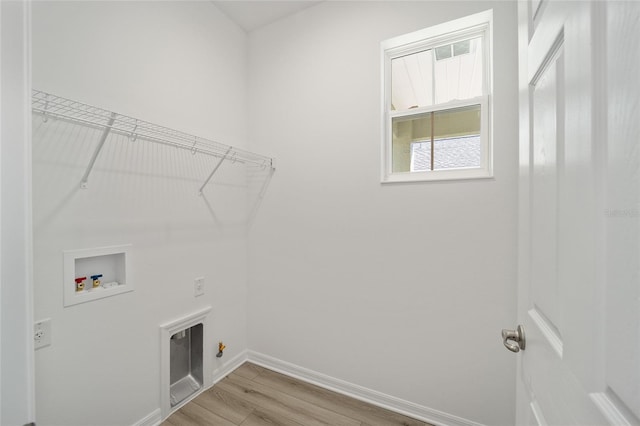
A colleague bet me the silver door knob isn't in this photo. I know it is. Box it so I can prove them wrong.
[501,325,525,352]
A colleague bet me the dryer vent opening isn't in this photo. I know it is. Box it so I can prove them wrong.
[169,323,203,407]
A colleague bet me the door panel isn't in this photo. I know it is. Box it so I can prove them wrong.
[530,46,562,340]
[516,1,640,424]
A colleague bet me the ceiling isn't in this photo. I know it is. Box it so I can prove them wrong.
[212,1,323,32]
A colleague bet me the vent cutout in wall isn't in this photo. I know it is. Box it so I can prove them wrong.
[170,324,203,407]
[160,307,212,419]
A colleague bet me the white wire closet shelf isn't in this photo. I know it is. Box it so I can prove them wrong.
[32,89,274,192]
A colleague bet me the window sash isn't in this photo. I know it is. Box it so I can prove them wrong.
[388,96,486,120]
[383,96,490,183]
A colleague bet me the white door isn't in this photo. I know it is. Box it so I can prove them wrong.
[514,1,640,425]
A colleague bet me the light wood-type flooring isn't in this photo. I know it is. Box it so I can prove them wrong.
[162,362,433,426]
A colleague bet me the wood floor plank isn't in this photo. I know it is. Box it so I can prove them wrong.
[218,372,361,426]
[192,386,254,424]
[233,362,267,380]
[239,408,305,426]
[163,409,208,426]
[176,399,238,426]
[252,367,429,426]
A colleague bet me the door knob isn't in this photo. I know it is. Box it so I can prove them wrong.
[502,325,525,352]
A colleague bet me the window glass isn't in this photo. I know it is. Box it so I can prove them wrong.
[434,45,452,60]
[434,37,483,104]
[391,50,433,111]
[391,37,483,112]
[431,135,481,170]
[391,113,431,172]
[392,104,481,172]
[453,40,471,56]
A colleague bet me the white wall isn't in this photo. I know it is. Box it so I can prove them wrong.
[246,2,519,425]
[31,2,253,425]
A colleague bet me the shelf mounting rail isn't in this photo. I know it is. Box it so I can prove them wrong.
[80,112,115,189]
[31,89,275,191]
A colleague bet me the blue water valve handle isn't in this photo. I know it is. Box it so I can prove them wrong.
[90,274,103,288]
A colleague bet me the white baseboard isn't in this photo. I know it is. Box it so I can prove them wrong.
[247,351,484,426]
[132,408,162,426]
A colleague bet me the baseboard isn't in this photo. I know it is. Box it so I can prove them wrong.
[132,408,162,426]
[247,351,485,426]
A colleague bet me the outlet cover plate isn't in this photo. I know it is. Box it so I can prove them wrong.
[34,318,52,349]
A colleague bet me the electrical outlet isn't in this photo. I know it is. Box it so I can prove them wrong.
[34,318,52,349]
[194,277,204,297]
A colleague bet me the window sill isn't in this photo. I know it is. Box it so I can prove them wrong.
[381,168,493,183]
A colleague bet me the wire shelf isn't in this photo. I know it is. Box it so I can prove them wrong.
[32,89,274,191]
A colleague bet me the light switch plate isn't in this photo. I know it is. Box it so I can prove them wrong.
[194,277,204,297]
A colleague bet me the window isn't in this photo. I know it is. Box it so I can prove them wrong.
[381,10,492,182]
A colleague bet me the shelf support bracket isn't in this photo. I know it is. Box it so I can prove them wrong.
[199,146,233,195]
[80,112,116,189]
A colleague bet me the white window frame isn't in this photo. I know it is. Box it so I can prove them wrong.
[381,10,493,183]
